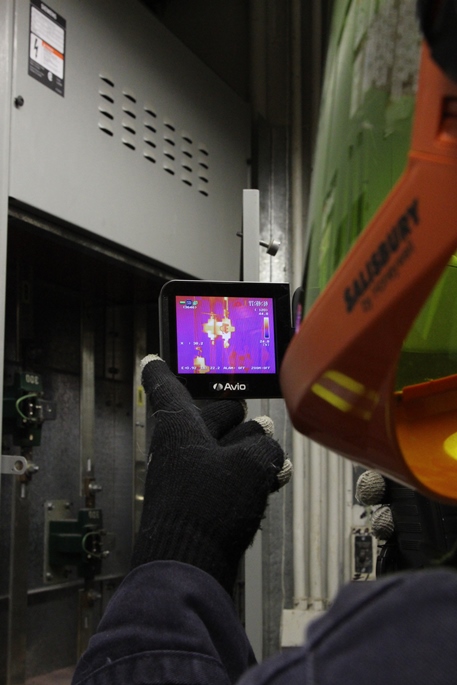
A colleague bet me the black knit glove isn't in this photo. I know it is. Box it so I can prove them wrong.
[131,355,292,595]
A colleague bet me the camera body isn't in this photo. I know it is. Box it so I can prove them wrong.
[159,280,292,399]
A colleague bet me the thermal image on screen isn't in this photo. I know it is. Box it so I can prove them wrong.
[175,295,276,374]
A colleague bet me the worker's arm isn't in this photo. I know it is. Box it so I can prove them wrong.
[72,560,255,685]
[72,354,291,685]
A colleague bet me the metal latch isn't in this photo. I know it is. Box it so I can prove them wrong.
[0,454,28,476]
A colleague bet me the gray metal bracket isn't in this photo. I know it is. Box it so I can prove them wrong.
[0,454,27,476]
[43,499,76,584]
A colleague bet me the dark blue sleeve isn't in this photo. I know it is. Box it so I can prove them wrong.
[236,568,457,685]
[72,560,257,685]
[72,561,457,685]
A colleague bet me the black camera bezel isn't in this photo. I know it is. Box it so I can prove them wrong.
[159,280,292,399]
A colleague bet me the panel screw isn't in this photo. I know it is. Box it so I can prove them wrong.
[14,95,24,108]
[260,239,281,256]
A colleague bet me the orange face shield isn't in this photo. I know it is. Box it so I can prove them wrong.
[280,42,457,503]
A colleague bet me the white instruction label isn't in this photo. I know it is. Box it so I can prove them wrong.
[28,0,66,96]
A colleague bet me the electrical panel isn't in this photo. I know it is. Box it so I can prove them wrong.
[2,2,251,678]
[9,0,250,280]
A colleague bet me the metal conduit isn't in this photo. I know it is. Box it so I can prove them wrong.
[289,0,352,619]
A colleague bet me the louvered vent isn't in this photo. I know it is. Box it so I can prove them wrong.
[121,88,137,150]
[98,72,115,136]
[163,116,176,175]
[197,144,209,196]
[143,104,157,164]
[97,74,210,196]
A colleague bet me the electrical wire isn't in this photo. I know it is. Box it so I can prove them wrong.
[81,531,103,559]
[15,393,38,422]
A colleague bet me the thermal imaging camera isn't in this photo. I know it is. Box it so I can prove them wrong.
[160,280,292,399]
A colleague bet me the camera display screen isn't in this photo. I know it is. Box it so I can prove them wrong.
[160,280,291,399]
[175,295,276,375]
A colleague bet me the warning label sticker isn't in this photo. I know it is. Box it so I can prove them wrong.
[28,0,66,96]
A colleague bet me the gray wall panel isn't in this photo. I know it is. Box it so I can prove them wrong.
[10,0,250,280]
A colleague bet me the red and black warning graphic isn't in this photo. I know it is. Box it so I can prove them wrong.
[28,0,66,97]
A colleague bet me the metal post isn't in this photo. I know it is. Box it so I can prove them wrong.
[4,8,32,666]
[78,298,97,656]
[0,0,15,508]
[132,301,147,543]
[7,480,30,684]
[80,303,95,496]
[242,189,263,661]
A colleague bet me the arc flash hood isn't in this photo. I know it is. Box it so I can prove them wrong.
[280,4,457,504]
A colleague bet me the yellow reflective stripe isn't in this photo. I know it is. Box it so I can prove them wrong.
[444,432,457,460]
[311,383,353,413]
[323,370,365,396]
[311,370,380,421]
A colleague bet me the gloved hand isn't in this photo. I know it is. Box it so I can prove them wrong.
[131,354,292,595]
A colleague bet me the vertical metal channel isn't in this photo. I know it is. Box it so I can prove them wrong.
[242,190,263,661]
[3,4,28,668]
[80,302,95,488]
[133,301,147,543]
[0,0,15,510]
[78,297,96,655]
[7,484,29,684]
[6,262,41,683]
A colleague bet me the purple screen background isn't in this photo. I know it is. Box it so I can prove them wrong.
[175,295,276,374]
